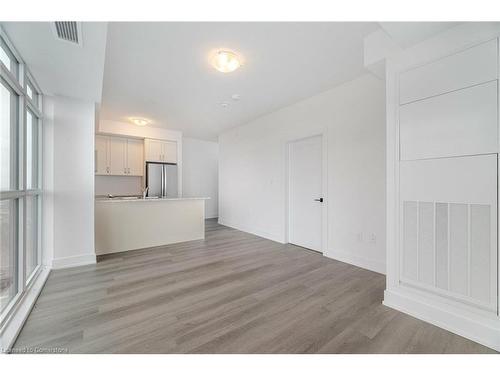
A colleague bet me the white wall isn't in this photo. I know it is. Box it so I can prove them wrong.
[95,176,143,196]
[182,137,219,218]
[44,95,96,269]
[219,74,386,273]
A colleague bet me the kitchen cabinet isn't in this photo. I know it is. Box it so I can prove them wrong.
[95,135,144,176]
[109,137,127,175]
[95,135,110,175]
[126,138,144,175]
[145,138,177,163]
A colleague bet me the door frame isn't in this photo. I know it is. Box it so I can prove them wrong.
[284,133,328,254]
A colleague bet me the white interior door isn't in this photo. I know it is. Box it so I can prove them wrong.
[288,135,323,252]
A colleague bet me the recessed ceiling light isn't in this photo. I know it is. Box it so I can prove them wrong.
[231,94,241,101]
[129,117,150,126]
[211,50,242,73]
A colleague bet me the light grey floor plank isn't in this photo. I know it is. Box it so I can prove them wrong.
[13,219,496,354]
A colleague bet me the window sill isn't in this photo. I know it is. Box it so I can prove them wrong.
[0,266,50,353]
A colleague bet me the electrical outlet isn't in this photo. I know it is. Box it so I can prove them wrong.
[356,232,363,242]
[369,233,377,244]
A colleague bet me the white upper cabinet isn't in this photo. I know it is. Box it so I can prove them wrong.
[144,139,164,162]
[109,137,127,175]
[126,138,144,176]
[145,139,177,163]
[95,135,109,175]
[95,135,144,176]
[399,39,498,104]
[163,141,177,163]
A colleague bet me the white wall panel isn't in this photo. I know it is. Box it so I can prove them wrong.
[469,204,492,303]
[400,81,498,160]
[449,203,469,295]
[403,201,418,281]
[400,39,498,104]
[400,155,497,205]
[435,202,448,289]
[418,202,434,285]
[386,24,500,352]
[399,155,497,309]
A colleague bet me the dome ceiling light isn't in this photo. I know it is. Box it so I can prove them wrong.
[211,50,242,73]
[129,117,150,126]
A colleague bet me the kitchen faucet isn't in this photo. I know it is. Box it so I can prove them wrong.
[142,187,149,199]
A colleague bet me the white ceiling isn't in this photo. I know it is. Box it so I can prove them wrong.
[1,22,461,141]
[100,22,379,140]
[1,22,107,103]
[379,22,460,48]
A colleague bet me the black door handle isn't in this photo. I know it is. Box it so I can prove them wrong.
[314,198,324,202]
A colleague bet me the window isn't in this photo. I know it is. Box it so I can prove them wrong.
[25,195,39,281]
[0,27,43,324]
[0,197,18,313]
[0,36,18,79]
[26,110,39,189]
[0,79,17,191]
[25,79,39,109]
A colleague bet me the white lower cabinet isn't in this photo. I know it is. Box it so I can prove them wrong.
[95,135,144,176]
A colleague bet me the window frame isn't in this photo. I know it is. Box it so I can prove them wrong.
[0,25,43,326]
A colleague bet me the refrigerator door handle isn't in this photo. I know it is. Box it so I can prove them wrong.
[161,164,165,197]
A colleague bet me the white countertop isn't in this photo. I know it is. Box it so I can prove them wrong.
[95,196,210,203]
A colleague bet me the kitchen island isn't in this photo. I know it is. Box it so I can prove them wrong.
[95,197,209,255]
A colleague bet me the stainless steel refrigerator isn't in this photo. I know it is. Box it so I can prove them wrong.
[145,162,178,198]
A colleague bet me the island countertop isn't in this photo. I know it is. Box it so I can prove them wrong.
[95,197,208,255]
[95,196,210,203]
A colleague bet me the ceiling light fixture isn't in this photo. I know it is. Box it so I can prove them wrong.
[211,50,242,73]
[129,117,150,126]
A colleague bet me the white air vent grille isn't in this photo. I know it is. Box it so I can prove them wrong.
[402,200,493,308]
[54,22,80,45]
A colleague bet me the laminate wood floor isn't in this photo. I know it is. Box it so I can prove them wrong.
[13,219,496,353]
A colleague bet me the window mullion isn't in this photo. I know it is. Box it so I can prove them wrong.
[19,77,26,293]
[26,96,42,118]
[0,63,23,95]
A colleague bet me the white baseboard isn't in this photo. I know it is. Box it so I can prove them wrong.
[326,249,386,274]
[52,253,96,269]
[218,218,284,243]
[205,213,219,219]
[0,266,50,352]
[384,287,500,352]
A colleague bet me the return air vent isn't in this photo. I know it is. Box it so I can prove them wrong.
[53,22,82,45]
